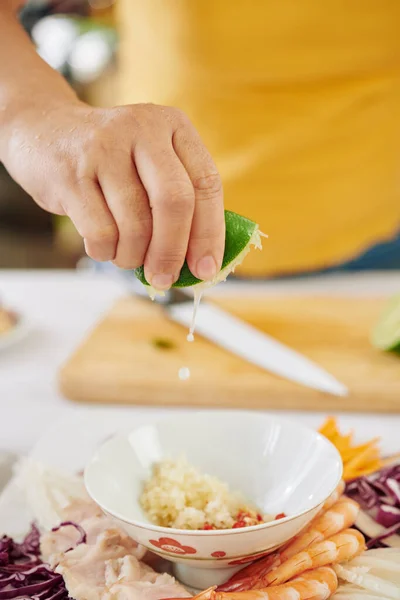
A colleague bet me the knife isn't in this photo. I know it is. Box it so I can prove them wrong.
[134,281,348,396]
[89,262,348,396]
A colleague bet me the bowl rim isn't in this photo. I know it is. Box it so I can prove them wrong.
[84,410,343,537]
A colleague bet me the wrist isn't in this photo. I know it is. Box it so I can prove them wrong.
[0,3,82,160]
[0,90,83,162]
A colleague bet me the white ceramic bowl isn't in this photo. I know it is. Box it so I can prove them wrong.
[84,411,342,589]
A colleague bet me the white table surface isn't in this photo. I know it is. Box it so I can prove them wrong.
[1,269,400,456]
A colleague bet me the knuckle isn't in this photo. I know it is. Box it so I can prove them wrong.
[193,172,223,198]
[81,129,102,153]
[141,102,157,112]
[120,103,156,129]
[105,107,133,131]
[169,106,189,124]
[158,185,194,216]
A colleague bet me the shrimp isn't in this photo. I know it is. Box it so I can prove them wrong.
[219,483,345,593]
[218,494,358,593]
[215,568,338,600]
[170,568,338,600]
[255,529,365,588]
[278,497,360,563]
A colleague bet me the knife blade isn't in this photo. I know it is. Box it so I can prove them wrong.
[93,263,348,396]
[167,298,348,397]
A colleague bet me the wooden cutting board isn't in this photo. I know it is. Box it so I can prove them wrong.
[59,295,400,412]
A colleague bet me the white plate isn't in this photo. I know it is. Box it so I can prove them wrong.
[0,312,30,351]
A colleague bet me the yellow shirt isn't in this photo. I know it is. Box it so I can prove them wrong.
[117,0,400,277]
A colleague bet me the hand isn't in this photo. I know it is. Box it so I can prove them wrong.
[2,102,225,290]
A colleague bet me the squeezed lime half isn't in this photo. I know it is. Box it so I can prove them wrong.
[134,210,263,297]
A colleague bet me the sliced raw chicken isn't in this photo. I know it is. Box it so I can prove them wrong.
[41,498,190,600]
[104,555,191,600]
[41,498,146,567]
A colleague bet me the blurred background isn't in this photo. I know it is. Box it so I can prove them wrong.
[2,1,400,275]
[0,0,117,269]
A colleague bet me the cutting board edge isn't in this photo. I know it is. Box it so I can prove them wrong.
[58,374,400,414]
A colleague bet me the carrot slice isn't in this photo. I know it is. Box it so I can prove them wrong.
[319,418,383,481]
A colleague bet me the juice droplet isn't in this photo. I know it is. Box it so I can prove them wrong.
[188,288,203,340]
[178,367,191,381]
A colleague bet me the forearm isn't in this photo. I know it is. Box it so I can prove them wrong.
[0,2,79,156]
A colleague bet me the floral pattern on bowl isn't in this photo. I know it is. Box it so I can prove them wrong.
[150,537,197,555]
[211,551,227,558]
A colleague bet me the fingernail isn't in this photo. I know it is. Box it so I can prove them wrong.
[196,256,217,281]
[151,273,174,291]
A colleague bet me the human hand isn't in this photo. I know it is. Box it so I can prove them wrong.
[1,102,225,290]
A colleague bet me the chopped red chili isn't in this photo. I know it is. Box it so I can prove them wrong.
[275,512,286,520]
[232,520,246,528]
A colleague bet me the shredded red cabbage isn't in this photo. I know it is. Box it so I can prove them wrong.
[0,525,70,600]
[51,522,86,552]
[376,505,400,529]
[346,463,400,548]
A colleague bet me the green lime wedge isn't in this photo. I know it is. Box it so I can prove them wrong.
[371,293,400,351]
[134,210,263,295]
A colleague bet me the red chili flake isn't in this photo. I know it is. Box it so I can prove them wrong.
[232,520,246,529]
[257,514,263,522]
[203,523,215,530]
[275,513,286,520]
